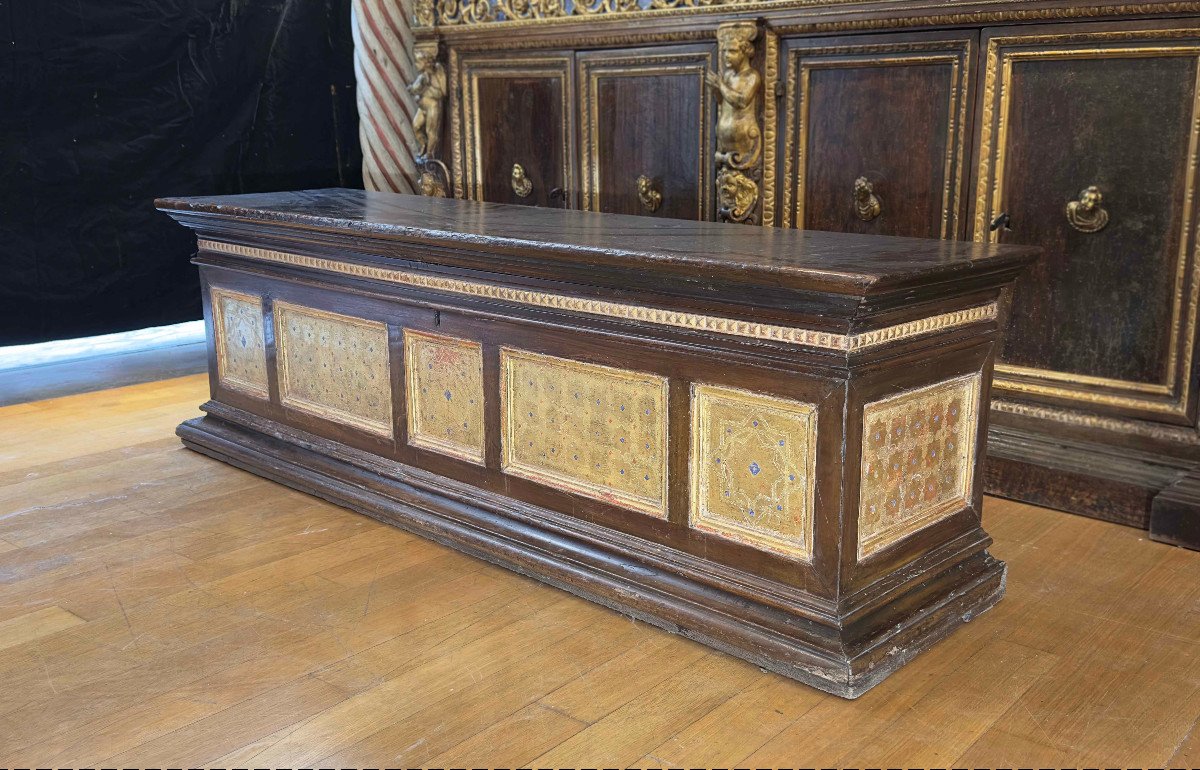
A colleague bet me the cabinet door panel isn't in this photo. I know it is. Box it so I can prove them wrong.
[975,24,1200,422]
[458,54,574,208]
[579,47,715,220]
[781,32,976,239]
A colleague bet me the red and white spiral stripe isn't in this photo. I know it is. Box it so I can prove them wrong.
[351,0,419,193]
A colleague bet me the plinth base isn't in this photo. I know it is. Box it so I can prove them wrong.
[178,409,1004,699]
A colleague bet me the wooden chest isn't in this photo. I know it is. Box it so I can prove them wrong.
[158,189,1035,697]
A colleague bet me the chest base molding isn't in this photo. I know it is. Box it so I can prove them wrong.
[179,405,1004,699]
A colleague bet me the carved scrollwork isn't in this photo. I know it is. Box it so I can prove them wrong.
[711,21,762,224]
[418,160,451,198]
[636,175,662,213]
[1066,185,1109,233]
[718,168,758,223]
[853,176,881,222]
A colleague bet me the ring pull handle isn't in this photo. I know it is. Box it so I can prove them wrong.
[1066,185,1108,233]
[853,176,881,222]
[636,175,662,213]
[511,163,533,198]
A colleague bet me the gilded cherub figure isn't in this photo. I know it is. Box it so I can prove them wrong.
[708,22,762,171]
[408,42,447,160]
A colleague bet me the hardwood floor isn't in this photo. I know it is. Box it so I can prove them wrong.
[1,373,1199,766]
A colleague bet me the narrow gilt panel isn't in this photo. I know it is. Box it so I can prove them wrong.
[210,288,268,398]
[404,330,485,464]
[858,373,981,559]
[501,349,668,518]
[690,384,818,561]
[274,302,393,437]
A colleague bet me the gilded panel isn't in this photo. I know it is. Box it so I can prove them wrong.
[690,384,818,561]
[858,373,981,559]
[274,302,393,437]
[501,349,668,517]
[210,288,269,398]
[404,330,485,463]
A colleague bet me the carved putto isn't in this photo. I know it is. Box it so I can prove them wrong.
[710,22,762,171]
[709,22,762,224]
[1066,185,1108,233]
[408,41,447,160]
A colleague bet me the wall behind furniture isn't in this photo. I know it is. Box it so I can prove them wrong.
[0,0,363,345]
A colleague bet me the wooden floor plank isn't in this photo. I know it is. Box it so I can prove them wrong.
[3,373,1200,767]
[0,606,85,652]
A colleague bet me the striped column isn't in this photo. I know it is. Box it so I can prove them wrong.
[351,0,419,193]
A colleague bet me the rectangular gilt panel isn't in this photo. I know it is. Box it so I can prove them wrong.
[858,373,981,559]
[404,330,485,464]
[210,288,268,398]
[501,349,668,517]
[690,384,818,561]
[274,302,393,437]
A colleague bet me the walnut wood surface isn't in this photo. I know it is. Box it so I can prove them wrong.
[156,188,1036,299]
[993,47,1195,386]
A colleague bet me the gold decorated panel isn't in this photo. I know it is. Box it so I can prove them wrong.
[690,384,817,561]
[858,373,981,559]
[404,330,485,463]
[210,287,268,398]
[274,302,393,437]
[500,349,668,517]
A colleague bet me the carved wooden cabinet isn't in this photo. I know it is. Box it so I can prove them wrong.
[578,45,715,219]
[779,31,976,239]
[455,52,576,208]
[403,1,1200,549]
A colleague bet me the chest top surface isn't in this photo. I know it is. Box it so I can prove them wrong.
[157,188,1037,302]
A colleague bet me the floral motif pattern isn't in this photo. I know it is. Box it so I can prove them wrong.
[405,330,485,463]
[691,384,817,561]
[211,288,268,398]
[274,302,393,437]
[501,349,668,517]
[858,373,981,558]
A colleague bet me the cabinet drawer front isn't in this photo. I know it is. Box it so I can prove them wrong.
[579,47,715,220]
[975,25,1200,421]
[781,32,976,239]
[459,54,574,208]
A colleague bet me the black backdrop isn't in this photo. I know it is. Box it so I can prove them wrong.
[0,0,363,345]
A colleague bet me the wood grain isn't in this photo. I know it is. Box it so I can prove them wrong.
[3,373,1200,765]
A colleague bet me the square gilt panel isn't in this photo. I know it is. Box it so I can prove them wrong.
[274,302,393,437]
[690,384,818,561]
[404,330,485,464]
[858,373,981,559]
[210,287,268,398]
[501,349,668,518]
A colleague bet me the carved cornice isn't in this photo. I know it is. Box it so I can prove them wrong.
[416,0,1200,33]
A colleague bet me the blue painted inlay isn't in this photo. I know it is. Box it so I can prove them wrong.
[749,461,761,476]
[443,390,452,401]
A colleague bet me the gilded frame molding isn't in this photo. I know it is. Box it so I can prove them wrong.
[200,240,997,354]
[780,37,974,236]
[209,286,270,399]
[272,301,394,437]
[499,347,670,517]
[689,382,818,561]
[403,328,487,464]
[973,28,1200,418]
[857,371,982,560]
[578,48,715,217]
